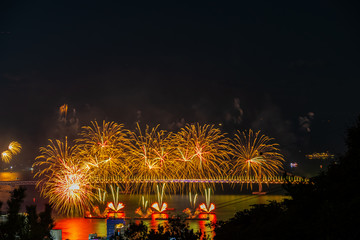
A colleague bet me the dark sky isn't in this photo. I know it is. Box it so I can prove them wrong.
[1,1,359,168]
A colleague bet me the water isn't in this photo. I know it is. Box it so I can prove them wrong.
[0,171,290,240]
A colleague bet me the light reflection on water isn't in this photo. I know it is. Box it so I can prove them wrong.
[54,218,107,240]
[53,194,289,240]
[1,172,290,239]
[0,171,20,181]
[150,213,168,230]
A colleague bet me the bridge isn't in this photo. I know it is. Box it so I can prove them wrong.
[0,180,37,186]
[0,176,308,186]
[89,176,309,184]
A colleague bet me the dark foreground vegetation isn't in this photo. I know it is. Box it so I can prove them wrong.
[112,216,207,240]
[214,117,360,240]
[0,187,54,240]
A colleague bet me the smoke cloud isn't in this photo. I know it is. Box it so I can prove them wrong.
[299,112,315,132]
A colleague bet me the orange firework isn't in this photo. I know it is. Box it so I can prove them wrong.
[106,185,125,212]
[34,138,94,216]
[59,104,68,119]
[1,150,12,163]
[8,141,22,155]
[150,183,168,213]
[230,130,284,191]
[127,124,175,182]
[1,141,22,163]
[173,124,230,184]
[199,188,215,213]
[76,121,130,179]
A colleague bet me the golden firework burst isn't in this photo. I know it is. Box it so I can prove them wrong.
[8,141,22,155]
[34,138,94,216]
[1,150,12,163]
[230,129,284,190]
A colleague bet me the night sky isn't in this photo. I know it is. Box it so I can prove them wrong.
[1,1,359,169]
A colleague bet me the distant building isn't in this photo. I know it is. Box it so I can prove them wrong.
[305,152,335,160]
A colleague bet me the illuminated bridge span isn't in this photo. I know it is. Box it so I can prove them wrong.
[90,176,309,184]
[0,180,37,186]
[0,176,309,186]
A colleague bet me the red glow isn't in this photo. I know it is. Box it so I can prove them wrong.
[54,218,106,240]
[198,213,217,240]
[150,213,169,231]
[107,211,125,218]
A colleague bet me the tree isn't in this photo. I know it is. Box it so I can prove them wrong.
[123,221,148,240]
[122,215,204,240]
[214,115,360,240]
[148,215,203,240]
[214,201,285,240]
[24,204,54,240]
[0,187,27,240]
[0,187,54,240]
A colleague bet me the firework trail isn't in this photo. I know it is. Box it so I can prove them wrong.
[97,188,107,204]
[199,188,215,213]
[59,104,68,121]
[189,191,198,209]
[151,183,167,213]
[106,185,124,212]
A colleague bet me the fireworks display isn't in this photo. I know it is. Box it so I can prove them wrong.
[199,188,215,213]
[1,141,22,163]
[34,138,95,216]
[135,196,152,218]
[151,184,167,213]
[230,130,284,191]
[34,121,285,215]
[1,150,12,163]
[76,121,130,180]
[128,124,174,180]
[172,124,230,192]
[8,141,22,154]
[189,192,198,209]
[59,104,68,120]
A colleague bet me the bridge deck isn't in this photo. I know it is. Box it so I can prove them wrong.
[0,177,309,186]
